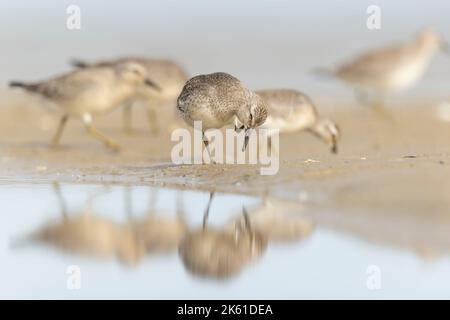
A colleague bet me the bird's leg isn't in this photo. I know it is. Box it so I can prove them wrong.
[267,135,273,157]
[147,188,159,216]
[202,132,210,148]
[372,93,395,122]
[202,192,215,230]
[354,88,371,107]
[146,107,160,135]
[242,206,252,232]
[52,182,68,219]
[82,113,121,151]
[265,133,279,159]
[175,190,186,222]
[123,101,133,133]
[373,92,385,110]
[202,131,216,164]
[51,114,69,148]
[124,187,133,220]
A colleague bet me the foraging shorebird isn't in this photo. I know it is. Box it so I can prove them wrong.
[177,72,268,154]
[71,57,188,133]
[13,184,145,266]
[9,61,159,150]
[179,193,267,279]
[318,29,449,107]
[256,89,340,153]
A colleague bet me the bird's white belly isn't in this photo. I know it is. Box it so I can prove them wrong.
[185,107,232,130]
[65,86,133,116]
[384,58,430,92]
[65,95,117,115]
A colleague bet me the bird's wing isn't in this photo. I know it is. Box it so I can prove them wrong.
[335,43,412,78]
[33,69,107,102]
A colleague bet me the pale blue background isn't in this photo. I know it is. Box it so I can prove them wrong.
[1,0,450,103]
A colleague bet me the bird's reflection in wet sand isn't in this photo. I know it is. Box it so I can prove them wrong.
[15,183,145,266]
[14,186,316,278]
[179,193,268,280]
[14,185,191,267]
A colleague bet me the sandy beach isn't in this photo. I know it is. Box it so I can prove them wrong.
[2,92,450,204]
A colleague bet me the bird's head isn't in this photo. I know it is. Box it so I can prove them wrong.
[116,61,160,91]
[311,118,340,154]
[236,92,268,151]
[417,28,449,54]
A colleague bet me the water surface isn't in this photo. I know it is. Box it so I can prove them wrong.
[2,183,450,299]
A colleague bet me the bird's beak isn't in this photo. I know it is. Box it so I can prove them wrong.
[330,135,338,154]
[242,128,252,152]
[145,79,161,91]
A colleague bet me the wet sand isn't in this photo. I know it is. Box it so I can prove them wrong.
[1,93,450,201]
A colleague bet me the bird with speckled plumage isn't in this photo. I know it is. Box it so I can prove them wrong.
[176,72,268,154]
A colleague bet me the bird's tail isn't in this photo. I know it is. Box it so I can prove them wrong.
[9,81,39,92]
[9,81,29,88]
[69,58,90,68]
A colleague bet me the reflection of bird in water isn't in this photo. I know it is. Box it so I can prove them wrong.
[227,196,314,243]
[9,61,160,150]
[256,89,340,154]
[14,183,145,266]
[179,193,267,279]
[71,57,188,134]
[317,29,448,109]
[125,188,188,253]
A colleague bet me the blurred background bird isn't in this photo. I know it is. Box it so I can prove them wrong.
[256,89,340,153]
[316,28,449,109]
[9,61,160,150]
[70,57,188,134]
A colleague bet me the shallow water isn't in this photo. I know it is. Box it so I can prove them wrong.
[2,182,450,299]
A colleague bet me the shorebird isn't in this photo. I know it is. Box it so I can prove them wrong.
[13,184,145,266]
[318,29,449,107]
[256,89,340,153]
[176,72,268,154]
[178,193,267,279]
[9,61,159,150]
[71,57,188,133]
